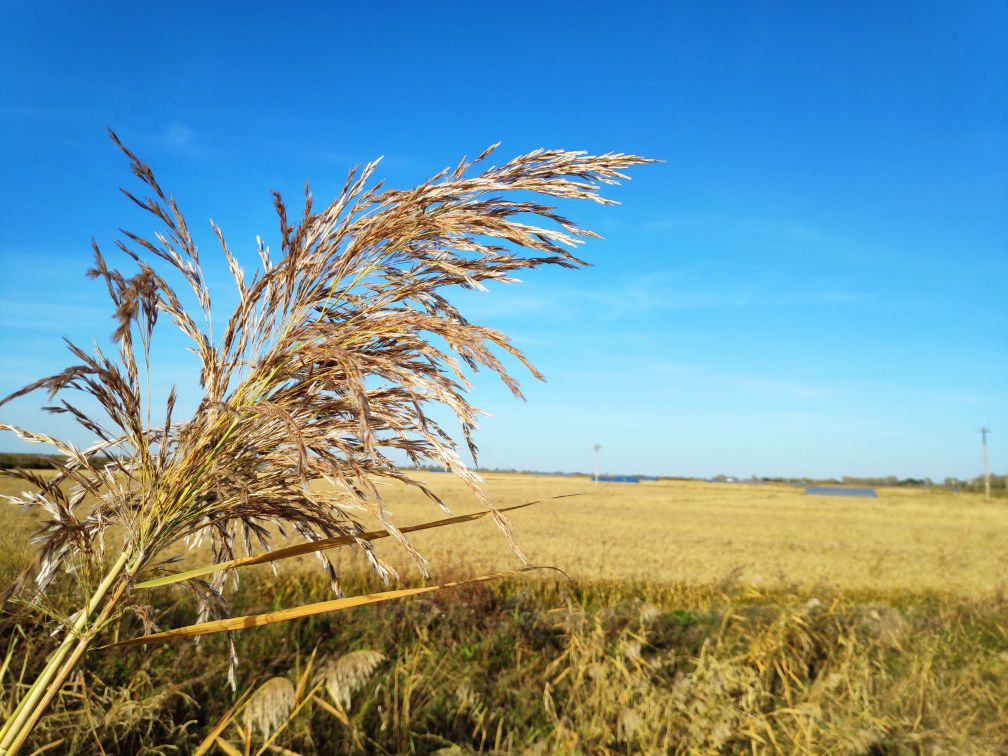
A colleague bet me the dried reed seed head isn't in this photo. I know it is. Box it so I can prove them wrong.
[618,707,643,738]
[317,649,386,710]
[243,676,296,741]
[0,135,653,637]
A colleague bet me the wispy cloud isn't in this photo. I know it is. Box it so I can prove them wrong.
[160,123,193,148]
[573,272,865,318]
[448,270,866,326]
[644,214,830,245]
[152,123,205,158]
[648,360,840,402]
[648,359,1000,410]
[157,123,196,153]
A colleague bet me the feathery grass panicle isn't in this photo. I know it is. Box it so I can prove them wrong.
[242,677,295,743]
[0,134,651,751]
[317,650,386,711]
[1,137,652,604]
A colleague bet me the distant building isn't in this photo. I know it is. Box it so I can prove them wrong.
[804,486,878,498]
[596,474,640,484]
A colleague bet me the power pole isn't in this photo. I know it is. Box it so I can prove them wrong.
[980,427,991,501]
[593,443,601,484]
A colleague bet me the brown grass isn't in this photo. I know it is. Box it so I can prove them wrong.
[2,538,1006,752]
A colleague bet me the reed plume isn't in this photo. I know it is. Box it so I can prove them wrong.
[0,132,652,752]
[317,650,386,711]
[242,677,296,743]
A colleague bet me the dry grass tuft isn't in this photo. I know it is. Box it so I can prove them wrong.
[537,586,1008,753]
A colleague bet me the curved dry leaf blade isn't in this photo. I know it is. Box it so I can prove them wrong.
[114,568,540,649]
[136,493,584,589]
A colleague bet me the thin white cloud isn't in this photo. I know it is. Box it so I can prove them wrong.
[449,273,866,326]
[648,359,998,409]
[648,361,840,402]
[160,123,194,150]
[554,271,866,320]
[644,214,829,245]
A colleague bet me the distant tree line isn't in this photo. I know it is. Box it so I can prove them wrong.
[0,453,63,469]
[719,473,1007,496]
[941,474,1008,497]
[0,452,119,470]
[3,455,1005,496]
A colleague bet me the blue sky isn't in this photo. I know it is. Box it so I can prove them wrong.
[1,2,1005,479]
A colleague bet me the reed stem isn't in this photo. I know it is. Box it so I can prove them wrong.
[0,552,131,754]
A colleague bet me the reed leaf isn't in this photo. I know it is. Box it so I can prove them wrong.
[111,569,539,649]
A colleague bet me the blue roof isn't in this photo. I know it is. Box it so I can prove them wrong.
[804,486,878,498]
[596,475,640,484]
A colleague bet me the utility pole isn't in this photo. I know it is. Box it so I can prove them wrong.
[980,428,991,501]
[593,443,601,484]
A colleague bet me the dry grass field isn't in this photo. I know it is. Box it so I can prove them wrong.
[325,472,1008,595]
[4,469,1008,752]
[4,471,1006,595]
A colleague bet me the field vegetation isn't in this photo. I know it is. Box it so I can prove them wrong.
[2,471,1007,753]
[345,472,1008,593]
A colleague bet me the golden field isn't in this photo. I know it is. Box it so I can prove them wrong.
[3,471,1006,595]
[4,469,1008,753]
[327,472,1008,595]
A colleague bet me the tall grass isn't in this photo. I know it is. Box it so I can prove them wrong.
[4,570,1005,753]
[0,133,652,751]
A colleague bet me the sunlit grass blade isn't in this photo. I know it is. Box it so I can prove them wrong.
[135,493,585,589]
[192,682,256,756]
[113,568,542,649]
